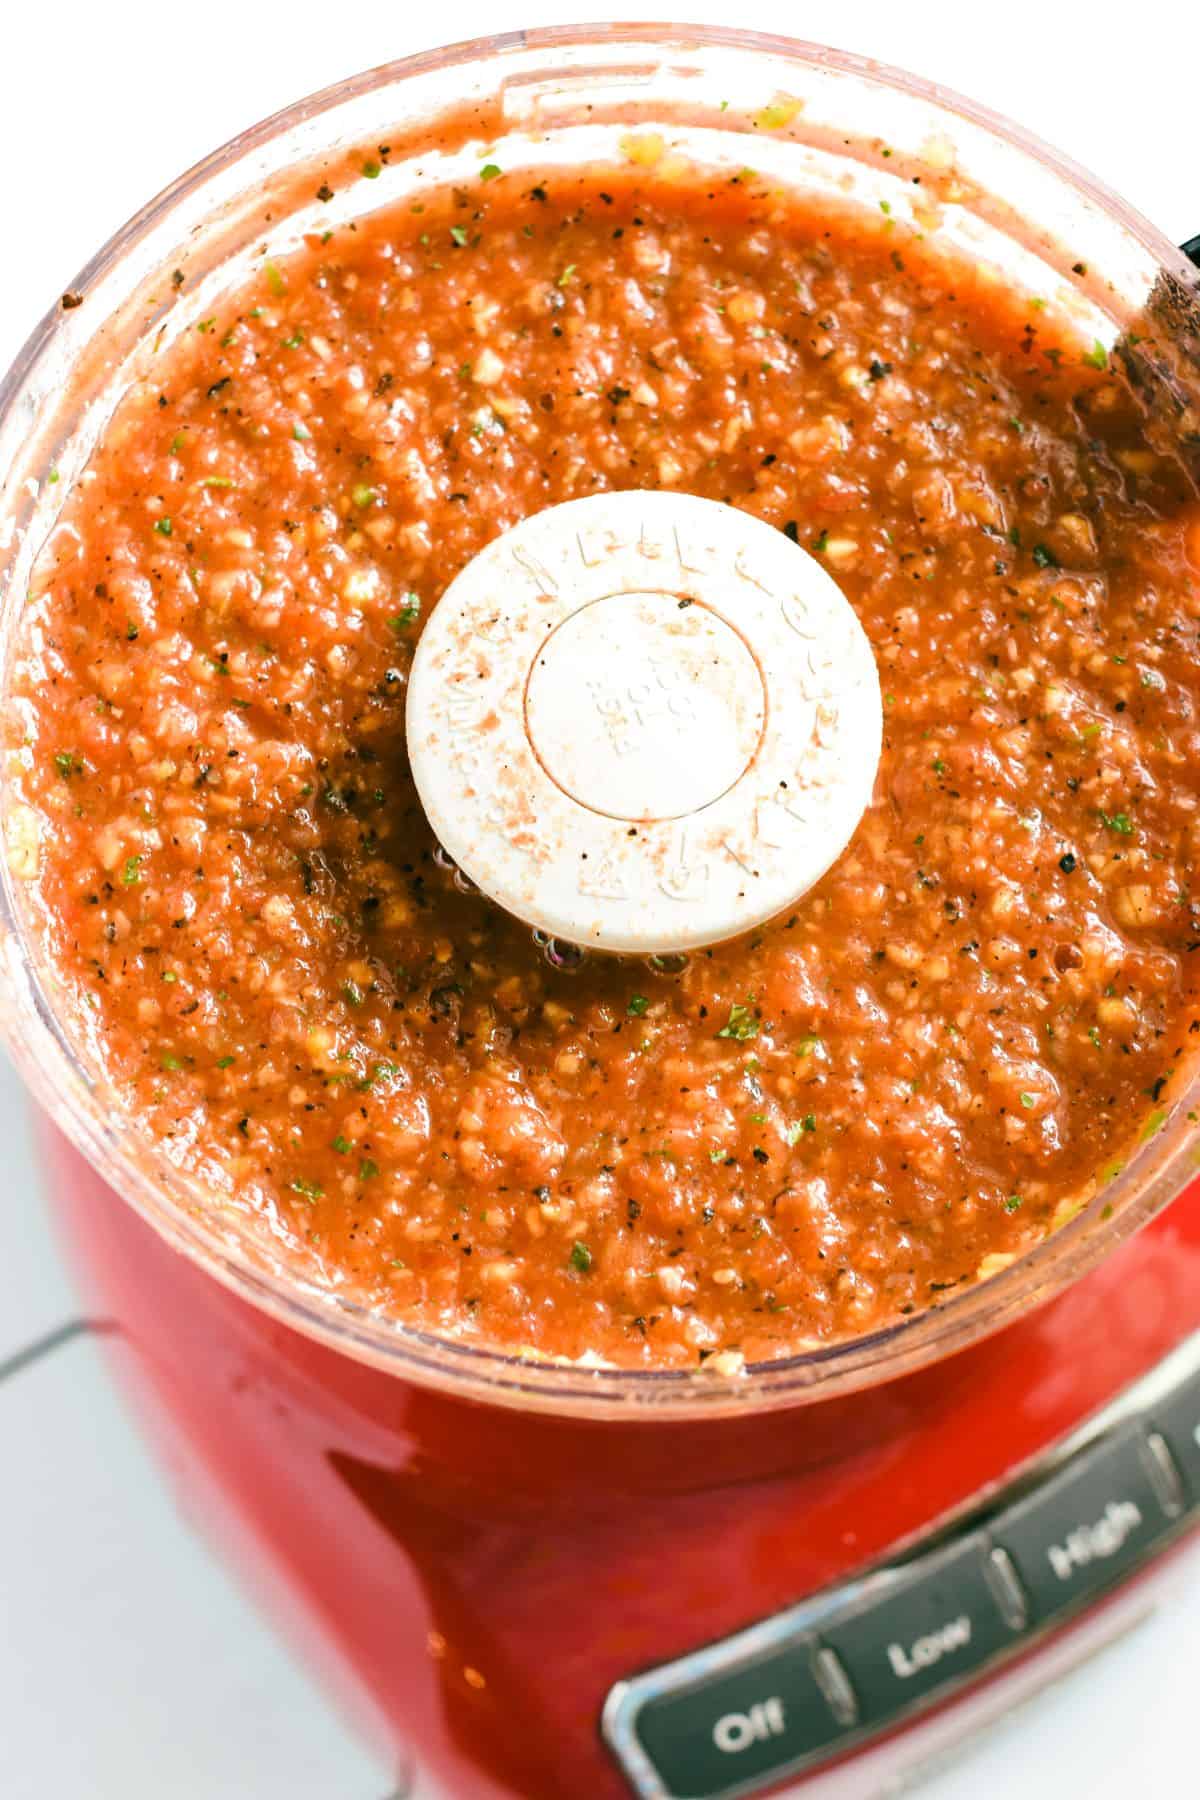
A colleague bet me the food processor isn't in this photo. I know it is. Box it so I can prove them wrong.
[3,25,1200,1800]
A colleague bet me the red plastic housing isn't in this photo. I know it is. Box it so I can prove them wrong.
[40,1125,1200,1799]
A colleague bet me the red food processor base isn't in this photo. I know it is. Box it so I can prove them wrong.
[41,1125,1200,1800]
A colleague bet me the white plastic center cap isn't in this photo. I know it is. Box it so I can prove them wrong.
[525,592,765,822]
[406,492,881,955]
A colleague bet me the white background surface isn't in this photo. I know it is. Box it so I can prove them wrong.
[1,4,1199,1797]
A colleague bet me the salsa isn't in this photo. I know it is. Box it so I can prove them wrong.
[11,163,1200,1371]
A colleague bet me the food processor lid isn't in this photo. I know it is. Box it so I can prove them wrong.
[7,24,1200,1416]
[406,491,882,954]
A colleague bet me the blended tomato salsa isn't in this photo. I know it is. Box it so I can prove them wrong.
[10,160,1200,1371]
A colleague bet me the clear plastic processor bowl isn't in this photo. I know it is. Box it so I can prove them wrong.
[2,23,1199,1417]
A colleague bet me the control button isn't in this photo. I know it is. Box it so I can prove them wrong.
[811,1646,858,1727]
[632,1638,846,1800]
[816,1534,1015,1725]
[990,1426,1171,1623]
[1141,1431,1186,1518]
[984,1545,1029,1631]
[1146,1372,1200,1504]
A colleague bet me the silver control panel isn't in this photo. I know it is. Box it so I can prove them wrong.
[602,1334,1200,1800]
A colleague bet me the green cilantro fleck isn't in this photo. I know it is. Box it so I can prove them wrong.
[54,751,81,780]
[332,1135,353,1154]
[1032,543,1059,570]
[812,529,829,553]
[160,1052,184,1072]
[717,1001,760,1041]
[1100,811,1134,836]
[1019,1091,1036,1109]
[291,1177,323,1202]
[351,483,377,509]
[359,1158,380,1181]
[121,855,142,886]
[362,159,382,180]
[341,980,364,1007]
[1082,339,1108,370]
[1004,1194,1023,1213]
[264,262,285,296]
[388,596,421,631]
[479,163,502,182]
[557,264,577,287]
[449,225,469,247]
[216,1055,236,1069]
[570,1240,592,1273]
[1142,1108,1168,1141]
[356,1060,397,1092]
[153,517,172,537]
[627,994,650,1016]
[795,1034,823,1058]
